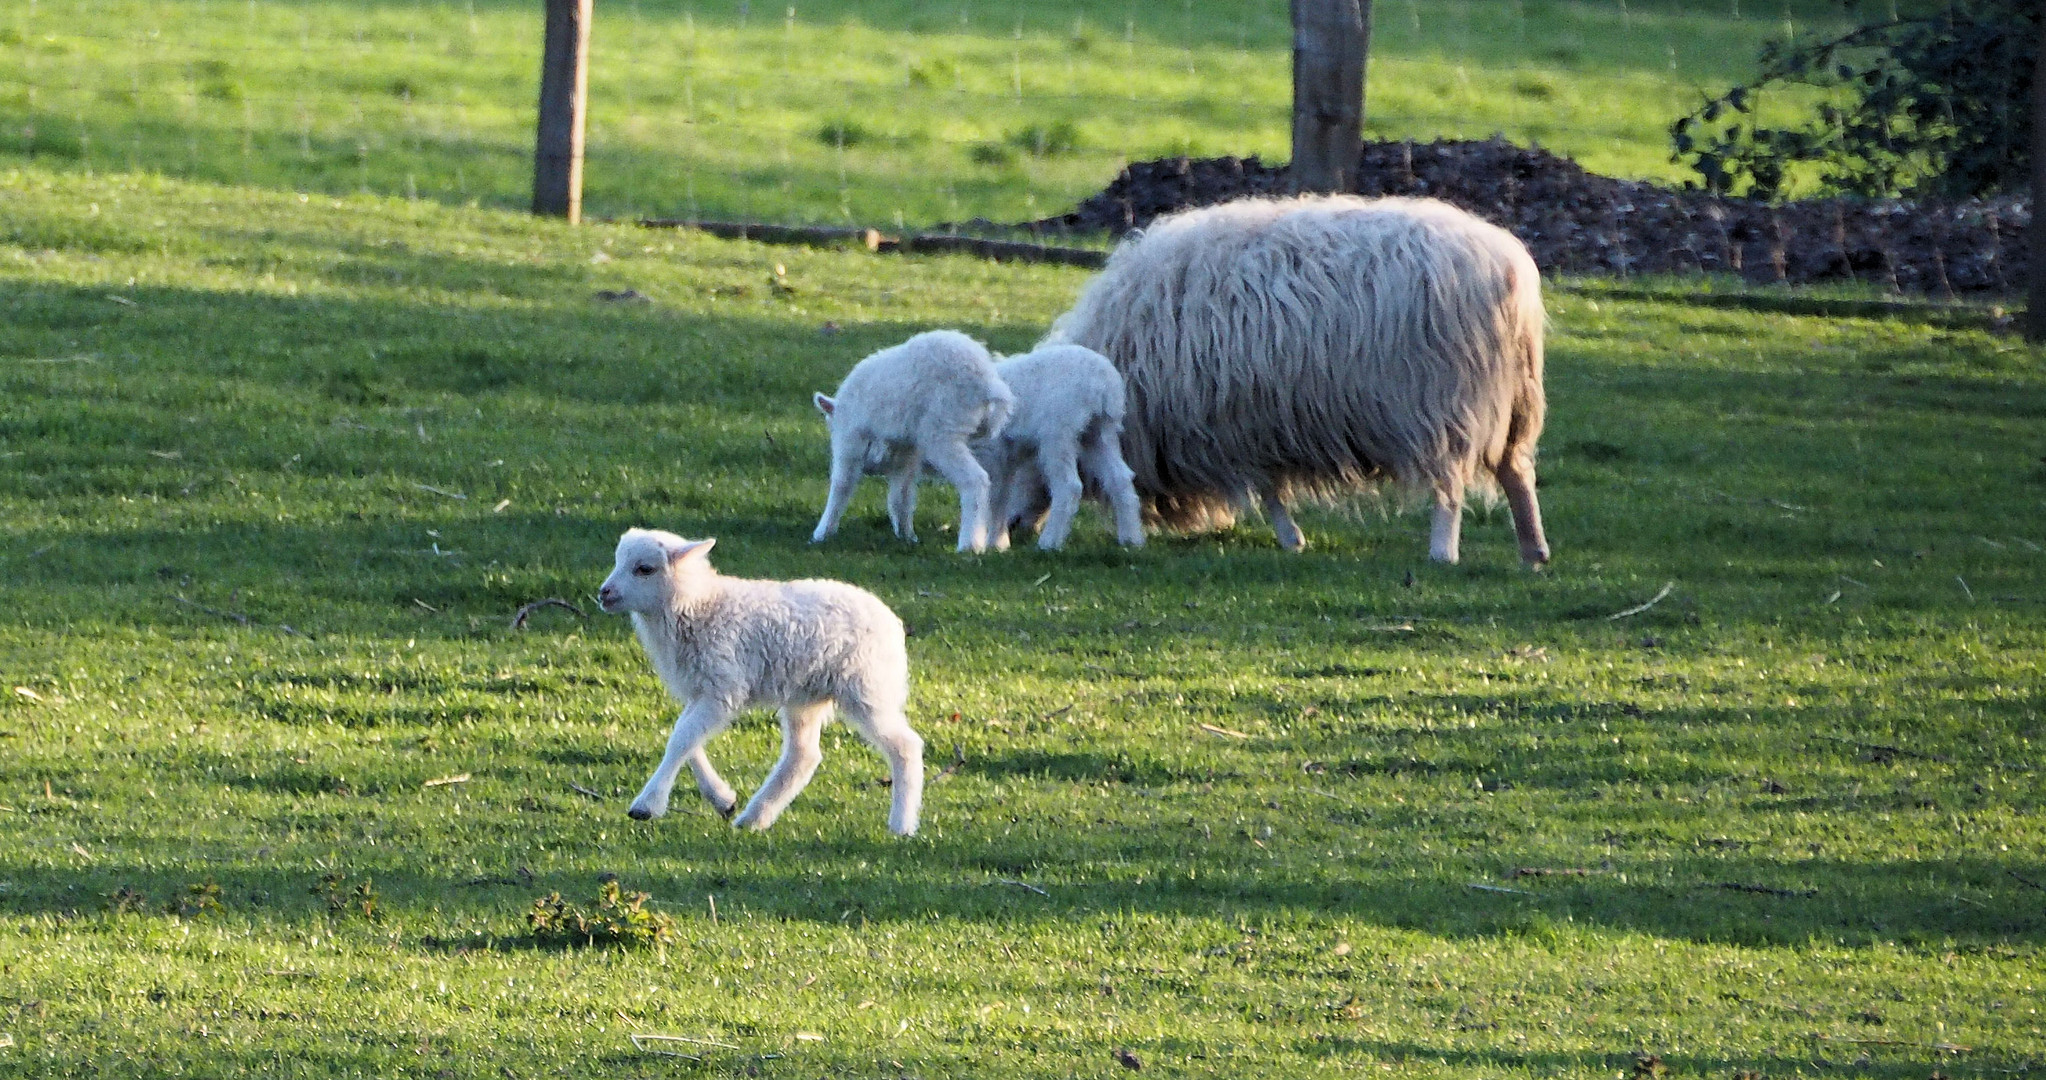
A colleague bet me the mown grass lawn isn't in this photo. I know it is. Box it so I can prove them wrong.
[1,0,1855,225]
[1,163,2043,1078]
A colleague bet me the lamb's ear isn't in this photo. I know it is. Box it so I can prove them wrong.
[668,538,716,565]
[813,393,836,417]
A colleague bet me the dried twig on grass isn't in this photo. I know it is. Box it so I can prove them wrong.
[422,773,471,788]
[2009,871,2045,891]
[568,782,605,801]
[631,1033,740,1053]
[1709,882,1817,898]
[511,597,587,629]
[628,1034,702,1060]
[1466,883,1535,896]
[993,879,1050,897]
[413,483,467,500]
[1811,1034,1971,1053]
[932,744,966,783]
[1511,867,1599,878]
[1812,734,1952,764]
[1041,703,1074,721]
[1606,582,1675,620]
[172,595,250,625]
[1198,723,1252,739]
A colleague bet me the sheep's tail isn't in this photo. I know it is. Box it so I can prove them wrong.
[976,378,1015,441]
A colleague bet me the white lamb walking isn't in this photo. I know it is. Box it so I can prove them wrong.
[978,344,1146,551]
[812,330,1014,553]
[598,528,924,836]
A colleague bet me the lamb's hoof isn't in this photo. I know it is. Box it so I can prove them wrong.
[716,801,737,820]
[626,807,654,821]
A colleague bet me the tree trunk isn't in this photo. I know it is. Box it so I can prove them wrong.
[533,0,592,222]
[1291,0,1371,194]
[2029,0,2045,343]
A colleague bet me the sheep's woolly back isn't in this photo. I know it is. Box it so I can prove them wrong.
[830,329,1013,448]
[991,344,1126,446]
[617,530,908,715]
[1044,195,1545,531]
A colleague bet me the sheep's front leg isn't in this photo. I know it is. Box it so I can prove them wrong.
[1261,487,1306,552]
[628,699,736,820]
[1082,425,1145,547]
[1032,441,1086,551]
[922,439,993,553]
[1428,483,1465,564]
[998,457,1049,547]
[811,450,863,544]
[885,454,922,543]
[732,701,832,831]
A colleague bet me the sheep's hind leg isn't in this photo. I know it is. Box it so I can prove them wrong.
[1428,483,1465,564]
[922,439,994,553]
[1083,425,1145,547]
[1261,488,1306,552]
[885,454,922,543]
[1494,455,1551,567]
[839,698,925,837]
[1032,441,1086,550]
[629,699,736,820]
[732,701,831,831]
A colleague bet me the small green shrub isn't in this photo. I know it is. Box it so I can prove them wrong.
[969,142,1015,167]
[315,872,380,921]
[526,880,677,950]
[815,117,873,149]
[171,881,224,918]
[1007,120,1081,157]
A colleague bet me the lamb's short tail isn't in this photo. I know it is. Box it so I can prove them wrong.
[977,380,1016,441]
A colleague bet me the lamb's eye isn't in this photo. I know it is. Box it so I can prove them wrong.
[632,564,657,576]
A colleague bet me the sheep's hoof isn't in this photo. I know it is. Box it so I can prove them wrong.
[626,807,654,821]
[716,801,737,820]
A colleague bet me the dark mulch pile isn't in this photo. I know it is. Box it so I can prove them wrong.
[1029,138,2029,296]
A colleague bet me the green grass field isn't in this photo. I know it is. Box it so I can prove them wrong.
[1,160,2043,1078]
[1,0,1858,225]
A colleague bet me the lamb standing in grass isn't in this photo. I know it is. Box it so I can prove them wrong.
[978,344,1146,551]
[812,330,1014,553]
[598,528,924,836]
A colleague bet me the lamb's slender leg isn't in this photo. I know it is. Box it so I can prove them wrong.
[811,449,863,543]
[1494,455,1551,567]
[981,450,1014,552]
[732,701,832,831]
[629,698,736,820]
[1000,458,1049,541]
[840,698,925,837]
[885,453,922,543]
[1032,440,1086,550]
[1429,482,1465,564]
[1260,487,1306,552]
[1082,425,1146,547]
[922,439,993,553]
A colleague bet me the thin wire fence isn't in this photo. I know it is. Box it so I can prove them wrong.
[1,0,1859,230]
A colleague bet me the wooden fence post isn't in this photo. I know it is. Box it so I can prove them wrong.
[533,0,592,222]
[2028,3,2045,344]
[1291,0,1371,193]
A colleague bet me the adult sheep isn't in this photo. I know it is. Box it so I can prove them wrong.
[1042,194,1551,566]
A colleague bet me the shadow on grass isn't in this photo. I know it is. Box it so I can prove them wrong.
[3,827,2042,951]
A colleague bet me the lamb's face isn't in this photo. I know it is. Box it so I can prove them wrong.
[598,529,714,614]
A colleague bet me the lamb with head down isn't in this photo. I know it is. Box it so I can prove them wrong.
[811,330,1013,554]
